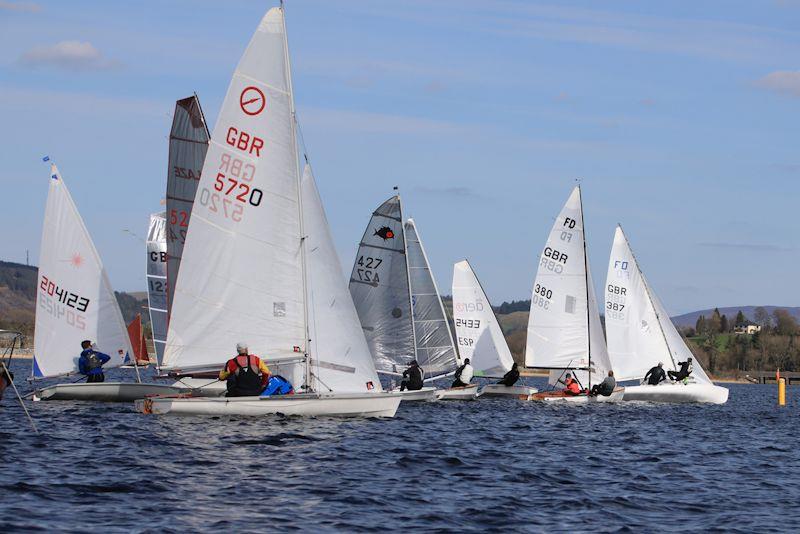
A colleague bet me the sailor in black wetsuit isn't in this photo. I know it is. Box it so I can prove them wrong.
[668,357,693,382]
[498,362,520,387]
[400,360,424,391]
[644,362,667,385]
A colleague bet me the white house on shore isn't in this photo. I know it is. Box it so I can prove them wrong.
[734,324,762,335]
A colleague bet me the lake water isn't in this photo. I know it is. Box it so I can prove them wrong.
[1,359,798,533]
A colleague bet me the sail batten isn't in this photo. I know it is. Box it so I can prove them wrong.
[34,165,133,378]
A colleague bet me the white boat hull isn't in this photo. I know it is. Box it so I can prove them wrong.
[394,387,438,402]
[531,387,625,403]
[435,384,479,401]
[135,392,402,417]
[622,382,729,404]
[480,384,539,398]
[35,382,184,402]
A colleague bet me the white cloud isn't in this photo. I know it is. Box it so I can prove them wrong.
[755,70,800,97]
[0,1,40,12]
[19,41,117,70]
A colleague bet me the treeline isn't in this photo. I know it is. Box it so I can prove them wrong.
[682,307,800,374]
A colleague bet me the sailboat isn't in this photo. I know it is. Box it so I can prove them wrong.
[32,165,182,401]
[136,5,400,417]
[525,186,624,403]
[349,196,467,401]
[604,226,729,403]
[452,260,538,398]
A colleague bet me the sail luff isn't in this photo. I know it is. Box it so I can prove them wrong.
[578,185,592,389]
[399,197,419,363]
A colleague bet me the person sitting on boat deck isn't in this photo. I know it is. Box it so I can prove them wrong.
[668,357,693,383]
[644,362,667,385]
[451,358,474,388]
[590,370,616,396]
[261,375,294,397]
[400,360,424,391]
[78,340,111,383]
[498,362,520,387]
[561,372,582,396]
[219,342,271,397]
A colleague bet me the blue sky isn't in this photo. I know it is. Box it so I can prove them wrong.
[1,0,798,314]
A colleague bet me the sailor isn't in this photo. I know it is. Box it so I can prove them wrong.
[590,370,616,396]
[261,375,294,397]
[498,362,520,387]
[400,360,424,391]
[78,340,111,383]
[668,357,693,382]
[451,358,474,388]
[562,372,582,396]
[219,342,271,397]
[644,362,667,385]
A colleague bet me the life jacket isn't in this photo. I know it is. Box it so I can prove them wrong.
[85,351,103,370]
[226,355,264,397]
[565,378,581,394]
[406,365,424,389]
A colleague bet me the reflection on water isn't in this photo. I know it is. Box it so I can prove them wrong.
[1,359,799,532]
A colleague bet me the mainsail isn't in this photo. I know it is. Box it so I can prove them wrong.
[404,219,460,377]
[165,95,209,317]
[525,186,610,387]
[33,165,133,378]
[452,260,514,376]
[146,212,167,364]
[302,166,382,392]
[605,226,711,383]
[348,196,415,373]
[164,7,305,371]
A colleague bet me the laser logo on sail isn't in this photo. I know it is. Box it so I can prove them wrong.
[374,226,394,240]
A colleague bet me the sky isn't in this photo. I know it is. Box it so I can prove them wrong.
[1,0,799,315]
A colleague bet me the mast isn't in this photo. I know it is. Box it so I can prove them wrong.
[619,225,678,370]
[280,2,312,392]
[399,194,419,366]
[578,185,592,389]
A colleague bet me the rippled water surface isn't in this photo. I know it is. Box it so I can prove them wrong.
[1,359,799,533]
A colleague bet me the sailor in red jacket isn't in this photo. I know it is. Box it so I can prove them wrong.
[219,342,271,397]
[562,372,582,395]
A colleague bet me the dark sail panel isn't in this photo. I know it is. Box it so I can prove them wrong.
[166,95,209,318]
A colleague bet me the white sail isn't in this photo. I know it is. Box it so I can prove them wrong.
[525,186,591,372]
[165,96,210,317]
[163,7,305,370]
[302,166,382,392]
[146,212,168,364]
[452,260,514,376]
[348,195,415,373]
[33,165,133,378]
[605,226,711,383]
[405,218,459,377]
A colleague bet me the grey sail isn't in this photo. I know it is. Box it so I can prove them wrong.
[146,213,168,365]
[165,95,210,318]
[348,196,414,374]
[404,218,459,377]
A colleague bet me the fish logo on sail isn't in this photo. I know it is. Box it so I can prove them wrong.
[374,226,395,240]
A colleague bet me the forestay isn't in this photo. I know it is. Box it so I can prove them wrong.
[302,166,382,392]
[166,95,209,317]
[33,165,132,378]
[348,196,414,373]
[452,260,514,376]
[146,212,168,364]
[164,8,305,371]
[405,219,459,377]
[605,226,711,383]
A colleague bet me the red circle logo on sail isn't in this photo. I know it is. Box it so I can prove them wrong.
[240,86,266,116]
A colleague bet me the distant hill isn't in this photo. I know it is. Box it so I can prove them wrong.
[671,306,800,328]
[0,260,148,336]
